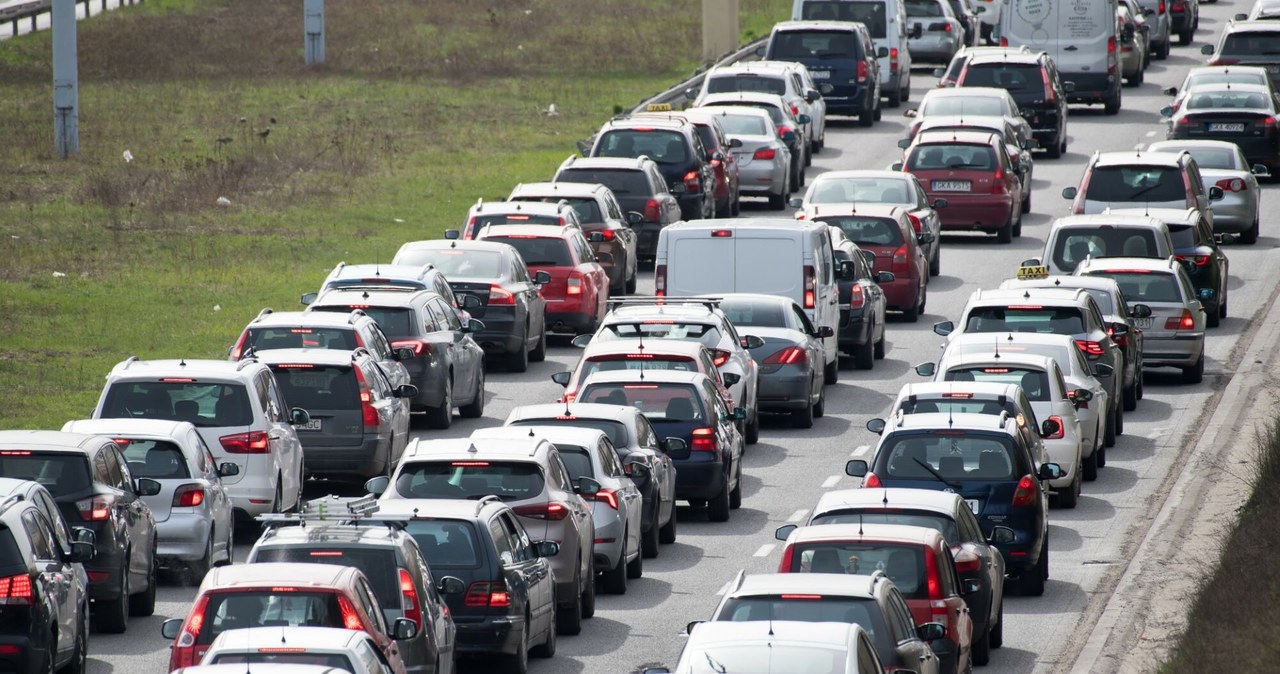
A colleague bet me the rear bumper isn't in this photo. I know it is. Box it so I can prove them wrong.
[839,308,871,349]
[878,277,921,311]
[0,636,38,674]
[634,222,664,259]
[756,369,813,412]
[546,309,596,335]
[1065,72,1120,102]
[677,193,708,220]
[933,194,1015,231]
[1143,334,1204,366]
[1206,191,1255,231]
[454,617,524,656]
[156,513,214,561]
[471,308,524,355]
[592,516,626,570]
[301,435,389,479]
[737,161,788,195]
[909,34,961,62]
[674,456,727,500]
[823,86,872,114]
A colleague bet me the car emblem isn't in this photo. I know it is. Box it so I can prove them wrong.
[948,171,955,177]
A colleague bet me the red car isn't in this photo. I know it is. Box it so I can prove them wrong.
[809,204,930,322]
[899,130,1024,243]
[777,523,976,674]
[477,224,610,335]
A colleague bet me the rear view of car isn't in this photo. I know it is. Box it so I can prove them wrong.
[477,226,609,336]
[766,20,882,125]
[901,131,1022,243]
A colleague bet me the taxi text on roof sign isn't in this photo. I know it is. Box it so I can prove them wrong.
[1016,264,1050,280]
[646,103,673,112]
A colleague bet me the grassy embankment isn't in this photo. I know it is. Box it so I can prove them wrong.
[0,0,789,428]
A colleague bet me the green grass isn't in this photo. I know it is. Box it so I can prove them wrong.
[0,0,788,428]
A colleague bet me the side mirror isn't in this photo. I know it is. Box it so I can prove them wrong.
[291,407,311,426]
[1063,81,1077,94]
[365,475,390,496]
[533,540,561,557]
[904,109,918,118]
[394,384,419,399]
[532,270,552,285]
[914,362,938,377]
[775,524,799,541]
[1022,257,1043,267]
[1208,185,1224,201]
[161,618,183,640]
[626,461,651,481]
[897,138,912,150]
[1039,462,1064,481]
[732,406,748,421]
[875,271,896,284]
[595,252,614,264]
[974,4,987,12]
[300,292,318,306]
[918,622,947,641]
[684,87,697,100]
[1253,163,1272,177]
[845,459,869,477]
[642,669,673,674]
[73,528,96,545]
[890,162,904,171]
[1234,12,1248,20]
[461,294,484,310]
[988,525,1016,545]
[437,576,466,595]
[1026,139,1039,149]
[218,462,241,478]
[588,231,606,243]
[67,541,95,564]
[1110,323,1129,337]
[819,83,835,95]
[663,437,690,460]
[722,372,742,387]
[1216,233,1239,245]
[928,21,949,31]
[918,231,936,244]
[815,326,836,338]
[550,371,572,387]
[671,183,687,194]
[135,478,162,497]
[443,229,461,240]
[1062,186,1079,200]
[1041,418,1061,438]
[866,418,887,434]
[393,347,416,362]
[1091,362,1114,378]
[781,130,798,144]
[571,334,593,348]
[755,45,765,57]
[575,476,602,496]
[909,24,922,39]
[1162,86,1178,96]
[797,113,812,125]
[933,198,948,209]
[729,138,743,149]
[627,211,645,226]
[838,260,856,280]
[932,68,945,78]
[741,335,765,349]
[789,196,804,208]
[466,318,486,333]
[878,46,891,57]
[711,151,725,162]
[391,617,418,641]
[933,321,955,336]
[1130,303,1152,318]
[961,578,982,595]
[1201,44,1215,56]
[1073,388,1095,403]
[685,620,703,635]
[805,89,820,103]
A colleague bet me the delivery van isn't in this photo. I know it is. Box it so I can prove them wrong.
[997,0,1122,114]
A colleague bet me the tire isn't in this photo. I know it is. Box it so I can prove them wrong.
[996,212,1013,244]
[557,574,583,635]
[61,609,88,674]
[426,376,453,429]
[745,408,760,445]
[1114,401,1124,436]
[814,385,826,418]
[1178,28,1192,45]
[626,544,644,579]
[972,621,991,666]
[508,335,530,372]
[1123,378,1138,411]
[1104,90,1122,115]
[1022,191,1031,213]
[731,193,742,216]
[874,331,886,359]
[1057,471,1080,509]
[1221,294,1228,319]
[824,355,839,385]
[1156,39,1170,59]
[459,369,486,419]
[873,105,882,122]
[625,269,638,294]
[989,600,1003,649]
[1104,407,1117,448]
[888,90,901,108]
[94,569,129,634]
[1242,218,1260,245]
[708,479,732,522]
[1207,304,1221,328]
[1082,446,1099,481]
[580,565,596,618]
[503,624,530,674]
[1019,547,1047,596]
[1183,354,1204,384]
[729,465,743,510]
[929,249,941,277]
[530,326,547,363]
[530,606,556,658]
[853,333,874,370]
[859,104,875,127]
[1045,133,1063,159]
[1132,65,1144,86]
[659,506,678,544]
[128,552,156,617]
[768,190,786,209]
[188,537,213,586]
[601,549,628,594]
[791,396,815,429]
[902,301,920,323]
[1013,209,1023,237]
[642,514,661,558]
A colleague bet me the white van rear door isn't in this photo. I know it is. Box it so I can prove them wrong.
[669,236,737,296]
[733,236,803,300]
[1003,0,1114,73]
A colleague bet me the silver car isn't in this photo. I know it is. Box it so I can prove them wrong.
[906,0,965,63]
[1147,139,1268,242]
[1133,0,1172,59]
[61,418,236,577]
[693,105,794,208]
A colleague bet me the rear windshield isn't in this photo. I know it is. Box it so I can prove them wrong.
[879,433,1019,482]
[810,509,961,543]
[118,439,191,480]
[556,168,651,197]
[598,321,722,348]
[714,113,769,136]
[1088,271,1184,303]
[769,30,860,60]
[905,0,946,16]
[706,74,787,96]
[405,519,483,569]
[898,397,1014,419]
[1184,90,1270,109]
[251,547,398,611]
[717,595,891,655]
[1168,225,1197,248]
[472,213,560,228]
[945,366,1051,401]
[246,327,357,352]
[311,306,415,339]
[595,130,688,165]
[961,63,1041,91]
[210,653,355,670]
[578,383,707,423]
[810,178,910,204]
[1084,166,1184,203]
[483,236,573,267]
[920,95,1004,116]
[819,216,904,247]
[101,382,253,427]
[508,418,630,448]
[1221,32,1280,56]
[718,300,788,328]
[516,197,603,224]
[270,365,357,411]
[0,453,92,498]
[687,645,850,674]
[1052,227,1160,272]
[964,305,1085,334]
[395,249,502,278]
[784,542,929,599]
[1180,147,1236,170]
[1186,71,1268,89]
[393,461,546,501]
[0,528,24,573]
[908,143,997,170]
[801,1,887,38]
[579,355,701,382]
[199,590,343,644]
[706,101,785,126]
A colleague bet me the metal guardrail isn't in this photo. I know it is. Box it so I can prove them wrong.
[628,36,769,115]
[1,0,142,37]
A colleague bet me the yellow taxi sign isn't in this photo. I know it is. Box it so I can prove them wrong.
[1016,264,1049,280]
[646,103,673,112]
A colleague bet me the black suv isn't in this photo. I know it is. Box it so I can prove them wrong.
[765,20,885,126]
[0,431,161,634]
[554,156,682,263]
[587,118,716,222]
[954,50,1071,158]
[0,479,95,674]
[375,497,561,673]
[247,499,463,674]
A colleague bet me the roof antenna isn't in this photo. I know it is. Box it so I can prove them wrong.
[528,427,536,437]
[179,358,187,367]
[993,335,1000,359]
[858,513,864,537]
[563,399,573,417]
[881,489,889,508]
[638,336,646,380]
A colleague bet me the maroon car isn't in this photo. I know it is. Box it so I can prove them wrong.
[898,130,1024,243]
[811,204,930,322]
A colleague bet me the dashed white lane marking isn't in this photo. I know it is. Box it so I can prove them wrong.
[753,544,775,557]
[822,475,841,488]
[851,444,869,457]
[787,509,809,522]
[1145,130,1157,137]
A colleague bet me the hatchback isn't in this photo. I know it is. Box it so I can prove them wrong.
[631,109,745,218]
[507,181,640,293]
[809,204,929,320]
[695,92,811,190]
[306,262,461,312]
[907,0,965,63]
[552,339,727,405]
[460,200,582,241]
[553,156,681,262]
[1115,208,1229,325]
[200,627,409,674]
[879,381,1050,464]
[905,115,1034,211]
[1202,21,1280,88]
[765,20,884,126]
[0,431,161,634]
[1062,150,1222,225]
[905,87,1031,142]
[898,130,1024,242]
[588,117,717,221]
[1162,65,1279,114]
[826,232,891,368]
[1148,139,1268,242]
[696,106,794,208]
[647,621,885,674]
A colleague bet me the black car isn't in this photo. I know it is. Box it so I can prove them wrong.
[1165,211,1229,327]
[0,431,160,634]
[1204,22,1280,89]
[0,479,96,674]
[392,238,552,372]
[1161,84,1280,173]
[587,117,717,222]
[954,50,1071,158]
[1170,0,1198,45]
[828,242,891,369]
[845,413,1061,596]
[376,497,560,672]
[765,20,885,126]
[554,156,682,264]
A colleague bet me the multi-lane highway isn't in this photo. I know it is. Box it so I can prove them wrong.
[83,2,1280,672]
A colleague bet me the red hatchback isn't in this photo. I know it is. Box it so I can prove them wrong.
[478,224,610,335]
[900,130,1024,244]
[811,204,930,322]
[777,523,975,674]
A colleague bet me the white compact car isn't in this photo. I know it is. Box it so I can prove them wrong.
[199,626,398,674]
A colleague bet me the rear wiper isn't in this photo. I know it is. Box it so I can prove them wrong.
[1127,183,1166,200]
[914,457,964,490]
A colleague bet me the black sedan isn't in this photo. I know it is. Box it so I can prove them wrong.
[393,238,551,372]
[1162,83,1280,173]
[1164,210,1230,327]
[826,232,891,370]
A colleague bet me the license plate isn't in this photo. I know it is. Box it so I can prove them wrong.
[933,180,971,192]
[810,70,831,79]
[1134,317,1153,329]
[298,419,322,432]
[965,499,980,514]
[1210,123,1244,133]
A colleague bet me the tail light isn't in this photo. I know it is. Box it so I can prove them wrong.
[353,366,380,429]
[1042,67,1057,105]
[779,545,795,571]
[513,501,570,520]
[1266,117,1278,131]
[229,332,249,360]
[1107,36,1117,74]
[337,595,367,631]
[992,166,1006,194]
[923,547,950,624]
[1166,309,1196,330]
[753,147,777,160]
[691,427,718,452]
[596,229,616,241]
[1011,474,1037,507]
[169,594,210,669]
[803,265,816,309]
[464,581,511,608]
[891,246,911,275]
[709,349,731,367]
[848,283,866,310]
[1171,0,1184,9]
[789,102,801,116]
[763,346,807,365]
[566,273,584,296]
[0,574,33,606]
[1175,254,1210,267]
[1158,0,1165,11]
[1109,325,1129,348]
[953,548,982,574]
[1215,178,1246,192]
[643,199,661,222]
[464,217,477,240]
[655,264,667,297]
[856,61,868,83]
[778,125,796,141]
[1043,416,1065,440]
[172,484,205,508]
[862,472,882,488]
[906,213,923,234]
[1075,340,1105,357]
[944,23,953,31]
[595,489,620,510]
[220,431,270,454]
[399,569,422,627]
[1174,117,1202,131]
[488,285,516,306]
[890,47,899,72]
[76,496,113,521]
[683,171,701,193]
[391,339,431,356]
[1000,36,1008,47]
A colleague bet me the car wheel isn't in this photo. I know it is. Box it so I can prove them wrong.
[504,623,529,674]
[530,606,555,659]
[128,550,157,617]
[989,599,1004,648]
[627,542,644,579]
[972,619,991,666]
[814,384,826,418]
[216,521,234,567]
[426,375,453,429]
[63,609,88,674]
[1156,39,1170,59]
[643,514,661,557]
[1122,377,1138,411]
[1132,65,1145,85]
[1113,401,1124,436]
[708,479,732,522]
[625,269,638,294]
[1019,547,1047,596]
[557,574,583,635]
[1022,190,1032,213]
[1045,136,1063,159]
[1104,407,1117,447]
[1183,353,1205,384]
[859,103,875,127]
[997,212,1014,244]
[929,249,941,277]
[188,537,213,586]
[530,326,547,363]
[888,89,901,108]
[824,355,839,385]
[874,329,886,359]
[459,368,486,419]
[854,332,874,370]
[873,105,882,122]
[580,563,596,619]
[1057,470,1080,509]
[1242,218,1260,245]
[1104,89,1122,115]
[602,547,628,594]
[729,464,743,509]
[1207,303,1221,328]
[94,567,129,634]
[1013,209,1024,237]
[791,393,816,429]
[1178,27,1193,45]
[745,407,760,445]
[1082,446,1099,481]
[902,300,920,323]
[659,505,678,545]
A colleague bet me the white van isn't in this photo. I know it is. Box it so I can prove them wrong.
[791,0,915,107]
[655,218,842,379]
[997,0,1122,114]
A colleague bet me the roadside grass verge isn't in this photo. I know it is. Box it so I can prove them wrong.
[1159,416,1280,672]
[0,0,782,428]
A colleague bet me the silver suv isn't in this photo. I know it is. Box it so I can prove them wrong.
[462,199,583,240]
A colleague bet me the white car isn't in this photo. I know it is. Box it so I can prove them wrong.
[691,61,828,153]
[200,626,398,674]
[61,418,237,578]
[92,358,310,519]
[645,620,884,674]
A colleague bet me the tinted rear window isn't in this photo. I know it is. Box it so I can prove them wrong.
[1051,227,1160,272]
[718,300,788,328]
[964,305,1085,334]
[879,433,1019,481]
[251,547,398,610]
[556,169,651,197]
[961,63,1041,90]
[920,96,1004,116]
[508,418,630,448]
[393,461,545,501]
[818,216,904,247]
[0,452,94,498]
[717,595,891,654]
[908,143,998,170]
[785,542,928,598]
[578,383,707,423]
[118,439,191,479]
[0,528,24,572]
[1168,225,1197,248]
[1186,72,1268,88]
[101,382,253,427]
[512,197,602,224]
[473,213,560,228]
[945,366,1051,401]
[800,1,887,37]
[270,365,358,411]
[579,355,700,382]
[395,249,502,278]
[899,397,1013,418]
[906,0,947,16]
[714,113,769,136]
[1089,271,1184,303]
[810,178,910,204]
[1084,166,1184,203]
[595,130,688,165]
[706,74,787,96]
[405,519,483,569]
[810,509,961,542]
[1221,32,1280,56]
[311,306,415,338]
[1181,147,1236,170]
[246,327,357,352]
[770,30,860,59]
[556,445,594,483]
[200,591,343,644]
[211,653,355,669]
[1184,90,1270,109]
[483,236,573,267]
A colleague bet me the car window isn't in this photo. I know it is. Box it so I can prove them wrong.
[22,511,55,561]
[251,546,400,610]
[707,73,789,96]
[964,305,1084,334]
[599,439,625,477]
[545,452,576,492]
[908,143,998,171]
[103,448,129,491]
[816,216,905,247]
[101,381,253,427]
[33,490,70,552]
[118,438,191,480]
[485,236,574,267]
[1089,271,1183,303]
[394,461,546,500]
[858,632,881,673]
[718,299,787,328]
[596,129,689,165]
[886,589,918,644]
[499,513,534,562]
[202,590,345,643]
[355,578,387,634]
[271,365,358,411]
[811,508,960,542]
[489,517,517,565]
[431,298,463,331]
[958,506,985,543]
[939,546,961,596]
[717,594,892,654]
[557,168,650,197]
[255,373,277,423]
[364,362,393,399]
[962,62,1041,91]
[1053,227,1162,270]
[879,432,1019,481]
[945,366,1052,401]
[1085,166,1184,202]
[787,541,928,598]
[800,1,887,37]
[0,452,94,500]
[921,95,1005,116]
[246,327,359,352]
[404,519,482,569]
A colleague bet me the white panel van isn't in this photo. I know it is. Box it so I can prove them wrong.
[997,0,1122,114]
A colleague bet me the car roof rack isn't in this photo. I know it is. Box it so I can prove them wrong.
[119,355,140,370]
[347,309,367,324]
[607,296,722,312]
[253,307,274,322]
[257,494,409,529]
[474,494,503,515]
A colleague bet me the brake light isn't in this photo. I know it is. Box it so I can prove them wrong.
[862,471,882,488]
[391,339,430,356]
[906,213,923,234]
[779,544,795,571]
[1011,474,1037,507]
[890,47,899,72]
[220,431,270,454]
[230,332,249,360]
[1107,36,1117,74]
[595,489,620,510]
[353,366,380,429]
[923,547,948,622]
[488,285,516,305]
[1215,178,1246,193]
[567,273,584,296]
[789,102,800,116]
[993,166,1006,194]
[891,245,911,275]
[848,283,866,310]
[1158,0,1165,11]
[857,61,868,83]
[1075,340,1105,356]
[1043,416,1065,440]
[0,574,33,606]
[1175,254,1210,267]
[643,199,660,222]
[1174,117,1202,131]
[513,501,570,520]
[1042,67,1056,105]
[168,594,210,669]
[710,349,731,367]
[711,230,733,238]
[399,568,422,628]
[953,548,981,574]
[1171,0,1184,9]
[172,484,205,508]
[655,264,667,297]
[337,595,366,631]
[1111,327,1128,348]
[464,217,477,240]
[1166,309,1196,330]
[691,427,718,452]
[596,229,616,241]
[804,265,816,309]
[753,147,777,160]
[464,581,510,608]
[1267,117,1278,130]
[1000,36,1008,47]
[683,171,701,193]
[763,346,807,365]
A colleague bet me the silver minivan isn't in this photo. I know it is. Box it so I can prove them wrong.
[791,0,915,107]
[997,0,1122,114]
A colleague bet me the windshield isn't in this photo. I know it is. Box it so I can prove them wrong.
[270,365,358,412]
[819,216,904,247]
[0,452,92,498]
[578,383,706,423]
[810,509,961,543]
[1084,166,1184,202]
[509,418,630,448]
[801,1,887,37]
[310,305,415,338]
[718,300,788,328]
[101,382,253,428]
[921,96,1004,116]
[596,130,688,165]
[393,461,545,501]
[879,432,1019,482]
[1221,32,1280,56]
[598,321,722,348]
[251,547,399,611]
[515,197,602,224]
[714,113,770,136]
[395,249,503,277]
[717,595,891,656]
[556,168,651,197]
[118,439,191,479]
[965,305,1085,334]
[1089,271,1184,303]
[809,178,910,204]
[908,143,997,170]
[769,30,859,60]
[245,327,357,352]
[707,74,787,96]
[945,366,1051,401]
[483,236,573,267]
[1052,227,1161,272]
[784,541,928,599]
[961,64,1041,91]
[198,591,345,644]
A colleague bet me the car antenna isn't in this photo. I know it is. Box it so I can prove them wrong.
[638,335,646,380]
[528,427,536,437]
[858,513,864,537]
[882,489,889,508]
[563,399,573,417]
[993,335,1000,358]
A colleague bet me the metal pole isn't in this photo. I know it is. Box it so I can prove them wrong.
[702,0,739,62]
[304,0,324,65]
[52,0,79,158]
